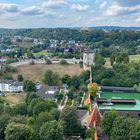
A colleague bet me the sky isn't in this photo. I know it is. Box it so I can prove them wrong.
[0,0,140,28]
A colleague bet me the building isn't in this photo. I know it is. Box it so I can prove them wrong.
[36,86,59,100]
[0,80,23,92]
[101,86,135,92]
[83,50,95,71]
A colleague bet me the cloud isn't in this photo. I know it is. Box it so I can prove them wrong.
[58,15,67,20]
[0,3,19,13]
[115,0,140,7]
[20,6,44,16]
[42,0,68,9]
[105,4,140,16]
[100,1,107,9]
[71,3,89,11]
[136,17,140,22]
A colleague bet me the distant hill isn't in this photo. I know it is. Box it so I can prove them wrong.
[77,26,140,31]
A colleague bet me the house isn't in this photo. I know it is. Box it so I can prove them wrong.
[0,80,23,92]
[0,56,8,63]
[36,86,60,100]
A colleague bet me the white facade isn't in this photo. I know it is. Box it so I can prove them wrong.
[83,51,95,71]
[0,80,23,92]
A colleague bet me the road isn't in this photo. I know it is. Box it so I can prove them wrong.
[10,58,81,67]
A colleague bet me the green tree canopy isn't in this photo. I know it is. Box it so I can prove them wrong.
[60,106,82,136]
[23,80,36,92]
[39,120,64,140]
[5,122,33,140]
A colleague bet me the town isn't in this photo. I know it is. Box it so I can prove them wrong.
[0,0,140,140]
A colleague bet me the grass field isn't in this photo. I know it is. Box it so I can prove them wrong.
[12,64,82,83]
[129,55,140,62]
[33,50,49,57]
[3,93,26,105]
[105,55,140,66]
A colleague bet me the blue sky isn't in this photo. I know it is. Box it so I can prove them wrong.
[0,0,140,28]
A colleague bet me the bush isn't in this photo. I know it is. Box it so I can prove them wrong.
[5,58,18,64]
[18,74,24,82]
[29,60,35,65]
[5,65,17,73]
[60,60,68,65]
[45,59,52,65]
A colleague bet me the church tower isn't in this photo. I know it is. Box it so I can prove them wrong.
[83,50,95,71]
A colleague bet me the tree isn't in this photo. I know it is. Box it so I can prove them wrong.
[49,108,60,121]
[23,80,36,92]
[5,122,33,140]
[94,54,106,67]
[0,115,10,139]
[116,54,123,64]
[71,75,80,89]
[55,91,64,101]
[79,70,90,83]
[36,111,54,126]
[88,83,99,98]
[61,74,71,86]
[13,103,27,116]
[134,83,140,92]
[18,74,24,82]
[110,54,116,66]
[60,106,81,136]
[45,59,52,65]
[33,100,57,117]
[122,52,129,64]
[101,110,118,137]
[39,120,64,140]
[25,92,38,105]
[43,70,60,86]
[60,60,68,65]
[111,116,140,140]
[79,61,83,68]
[28,98,43,115]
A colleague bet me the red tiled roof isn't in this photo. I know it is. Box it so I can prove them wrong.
[87,106,101,127]
[84,94,91,106]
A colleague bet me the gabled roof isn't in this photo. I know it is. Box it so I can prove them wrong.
[0,80,23,87]
[87,106,101,127]
[84,94,91,106]
[36,86,59,99]
[77,109,89,120]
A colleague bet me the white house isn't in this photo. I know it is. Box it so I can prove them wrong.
[0,80,23,92]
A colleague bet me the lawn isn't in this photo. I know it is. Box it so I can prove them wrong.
[105,55,140,66]
[12,64,82,83]
[33,50,49,57]
[3,93,26,105]
[129,55,140,62]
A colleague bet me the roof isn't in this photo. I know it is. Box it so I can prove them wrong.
[84,94,91,106]
[77,109,89,120]
[36,86,59,99]
[101,86,135,92]
[87,106,101,127]
[0,80,23,87]
[84,49,94,54]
